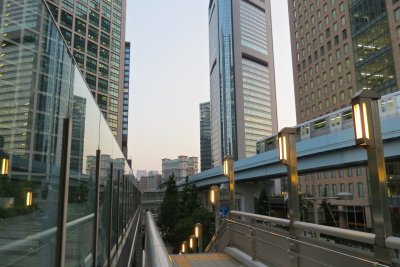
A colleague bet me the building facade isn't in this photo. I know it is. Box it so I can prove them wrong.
[200,102,212,171]
[288,0,400,123]
[44,0,128,149]
[208,0,278,166]
[122,41,130,158]
[138,174,162,192]
[162,156,198,182]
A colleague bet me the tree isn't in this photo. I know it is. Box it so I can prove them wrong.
[254,187,270,215]
[158,174,180,240]
[157,176,214,253]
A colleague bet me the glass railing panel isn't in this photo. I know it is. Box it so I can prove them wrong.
[0,0,73,266]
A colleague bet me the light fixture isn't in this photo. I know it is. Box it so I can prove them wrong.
[194,223,203,253]
[26,191,33,206]
[351,90,379,147]
[181,241,187,254]
[1,158,9,175]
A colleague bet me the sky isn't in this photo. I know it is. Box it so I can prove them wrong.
[126,1,296,174]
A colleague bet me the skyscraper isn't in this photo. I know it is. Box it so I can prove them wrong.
[45,0,128,150]
[288,0,400,123]
[200,102,212,171]
[122,42,131,159]
[208,0,278,166]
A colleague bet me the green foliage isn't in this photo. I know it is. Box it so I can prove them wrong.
[254,187,270,215]
[158,175,214,253]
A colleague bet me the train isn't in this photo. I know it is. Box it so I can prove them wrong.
[256,90,400,154]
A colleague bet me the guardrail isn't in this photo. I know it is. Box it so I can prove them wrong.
[207,211,400,267]
[143,211,173,267]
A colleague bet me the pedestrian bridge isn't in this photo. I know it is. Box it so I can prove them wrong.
[144,211,400,267]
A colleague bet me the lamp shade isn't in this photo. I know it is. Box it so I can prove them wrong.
[210,185,219,205]
[278,127,296,165]
[351,90,380,148]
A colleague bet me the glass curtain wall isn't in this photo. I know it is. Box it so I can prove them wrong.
[0,1,140,266]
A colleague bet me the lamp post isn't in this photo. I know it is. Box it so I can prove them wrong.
[223,156,235,211]
[194,223,203,253]
[189,235,197,253]
[278,127,299,267]
[351,90,393,263]
[181,241,187,254]
[210,185,220,233]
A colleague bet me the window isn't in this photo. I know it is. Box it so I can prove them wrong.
[358,182,364,198]
[60,11,73,29]
[347,168,353,177]
[101,17,111,33]
[89,11,100,26]
[356,168,362,176]
[340,183,345,192]
[97,94,108,110]
[88,26,99,41]
[60,28,72,45]
[74,35,85,52]
[86,57,97,73]
[101,33,110,47]
[75,18,86,35]
[86,73,96,90]
[318,184,323,197]
[332,184,337,196]
[98,78,108,93]
[73,51,84,68]
[87,41,98,57]
[348,183,354,194]
[395,8,400,21]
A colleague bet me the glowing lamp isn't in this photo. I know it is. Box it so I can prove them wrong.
[278,128,296,165]
[351,90,379,147]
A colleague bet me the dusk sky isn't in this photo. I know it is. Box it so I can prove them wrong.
[126,1,296,173]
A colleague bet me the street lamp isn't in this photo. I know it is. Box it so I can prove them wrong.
[1,158,9,175]
[210,185,220,233]
[181,241,187,254]
[351,90,393,263]
[194,223,203,253]
[278,127,299,267]
[223,156,235,211]
[189,235,197,253]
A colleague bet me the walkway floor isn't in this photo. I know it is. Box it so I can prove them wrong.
[170,253,245,267]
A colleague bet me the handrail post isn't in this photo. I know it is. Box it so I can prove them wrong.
[251,218,256,261]
[278,128,300,267]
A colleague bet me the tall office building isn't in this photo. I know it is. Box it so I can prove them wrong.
[200,102,212,171]
[289,0,400,123]
[208,0,278,166]
[44,0,128,149]
[122,42,130,159]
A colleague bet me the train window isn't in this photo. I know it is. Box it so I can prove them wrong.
[314,119,327,129]
[342,110,352,121]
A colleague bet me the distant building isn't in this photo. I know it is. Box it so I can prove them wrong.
[200,102,212,171]
[136,170,147,181]
[162,156,198,182]
[138,174,162,192]
[148,170,159,176]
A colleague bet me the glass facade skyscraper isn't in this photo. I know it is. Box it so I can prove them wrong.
[208,0,278,166]
[0,1,140,266]
[200,102,212,171]
[44,0,128,152]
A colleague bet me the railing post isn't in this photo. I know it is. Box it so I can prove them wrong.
[108,163,113,267]
[55,118,72,267]
[93,149,101,267]
[278,128,300,267]
[251,218,256,261]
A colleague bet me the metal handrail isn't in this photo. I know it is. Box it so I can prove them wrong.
[144,211,173,267]
[294,221,376,245]
[385,236,400,250]
[230,210,290,226]
[0,213,94,253]
[230,210,376,245]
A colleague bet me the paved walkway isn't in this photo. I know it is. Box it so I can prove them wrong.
[170,253,245,267]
